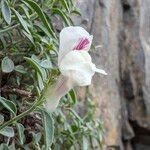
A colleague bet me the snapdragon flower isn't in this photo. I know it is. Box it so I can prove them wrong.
[45,26,107,112]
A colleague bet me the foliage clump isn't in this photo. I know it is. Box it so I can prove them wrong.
[0,0,104,149]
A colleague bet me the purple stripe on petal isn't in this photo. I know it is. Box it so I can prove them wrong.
[73,38,90,51]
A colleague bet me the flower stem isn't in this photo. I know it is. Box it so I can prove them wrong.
[0,24,19,34]
[0,77,53,130]
[0,97,43,131]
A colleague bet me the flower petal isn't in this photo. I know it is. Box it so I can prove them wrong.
[93,67,107,75]
[59,51,95,86]
[44,75,72,112]
[58,26,93,65]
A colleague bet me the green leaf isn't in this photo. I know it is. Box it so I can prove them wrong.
[31,55,41,64]
[34,24,52,38]
[0,36,7,49]
[16,123,25,145]
[15,65,26,74]
[25,57,47,80]
[11,8,30,33]
[40,60,52,69]
[32,132,41,144]
[0,144,10,150]
[9,142,15,150]
[0,114,4,125]
[1,0,11,24]
[69,89,77,105]
[22,30,34,45]
[0,126,14,137]
[19,4,30,19]
[1,56,14,73]
[41,109,54,150]
[52,8,71,26]
[61,0,70,12]
[67,108,83,123]
[82,136,88,150]
[37,73,44,91]
[24,0,56,38]
[0,97,17,116]
[71,9,81,16]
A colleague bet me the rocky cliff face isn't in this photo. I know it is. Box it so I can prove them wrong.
[73,0,150,149]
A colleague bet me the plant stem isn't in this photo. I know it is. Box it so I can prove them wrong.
[0,77,53,130]
[0,99,42,130]
[0,24,19,34]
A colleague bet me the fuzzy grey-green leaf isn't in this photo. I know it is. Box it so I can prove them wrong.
[12,8,30,33]
[16,123,25,145]
[41,110,54,150]
[24,0,56,38]
[0,97,17,116]
[15,65,26,74]
[1,0,11,24]
[52,8,71,26]
[0,126,14,137]
[0,144,9,150]
[40,60,52,69]
[0,114,4,125]
[25,57,47,80]
[1,57,14,73]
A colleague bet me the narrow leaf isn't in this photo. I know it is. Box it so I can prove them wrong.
[37,73,44,91]
[41,109,54,150]
[16,123,25,145]
[12,8,30,33]
[0,97,17,116]
[25,57,45,80]
[52,8,71,26]
[0,114,4,125]
[0,36,7,49]
[24,0,56,38]
[22,30,34,45]
[1,0,11,24]
[34,24,52,38]
[82,136,88,150]
[71,9,81,16]
[61,0,70,12]
[69,89,77,105]
[19,4,30,19]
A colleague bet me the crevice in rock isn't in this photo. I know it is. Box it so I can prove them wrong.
[121,71,134,100]
[99,0,106,8]
[122,1,131,12]
[119,0,150,149]
[130,120,150,150]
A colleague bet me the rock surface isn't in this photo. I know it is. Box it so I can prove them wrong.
[73,0,150,149]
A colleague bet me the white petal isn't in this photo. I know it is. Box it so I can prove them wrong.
[44,75,72,112]
[59,51,95,86]
[58,26,93,65]
[67,68,94,86]
[94,68,107,75]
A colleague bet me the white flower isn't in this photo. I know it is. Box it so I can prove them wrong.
[45,26,107,112]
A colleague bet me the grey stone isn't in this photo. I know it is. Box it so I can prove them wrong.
[73,0,150,149]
